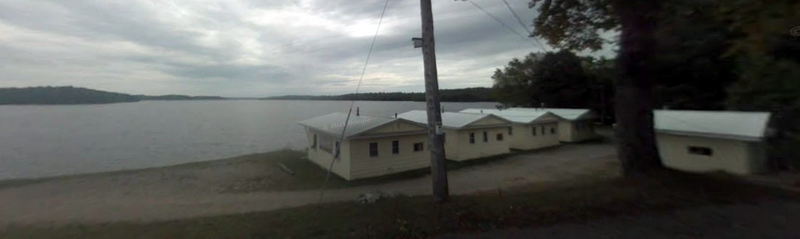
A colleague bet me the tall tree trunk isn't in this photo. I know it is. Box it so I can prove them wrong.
[613,0,664,176]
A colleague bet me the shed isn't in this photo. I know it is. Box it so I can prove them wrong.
[298,112,430,180]
[654,110,771,174]
[397,110,512,161]
[460,109,562,150]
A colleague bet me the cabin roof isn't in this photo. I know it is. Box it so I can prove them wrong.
[299,112,420,139]
[654,110,771,141]
[507,107,595,121]
[397,110,510,129]
[459,108,561,124]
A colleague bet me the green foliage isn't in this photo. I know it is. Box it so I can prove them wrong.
[530,0,617,51]
[652,0,739,110]
[491,50,613,119]
[265,87,495,102]
[0,86,140,105]
[717,0,800,168]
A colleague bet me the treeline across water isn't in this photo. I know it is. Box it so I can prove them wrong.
[0,86,225,105]
[263,87,494,102]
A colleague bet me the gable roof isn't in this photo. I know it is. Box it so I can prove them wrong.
[397,110,511,129]
[507,107,595,121]
[654,110,771,141]
[299,112,422,139]
[460,108,561,124]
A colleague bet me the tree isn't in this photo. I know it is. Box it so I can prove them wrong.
[530,0,664,176]
[491,50,594,108]
[652,0,739,110]
[491,55,538,106]
[718,0,800,169]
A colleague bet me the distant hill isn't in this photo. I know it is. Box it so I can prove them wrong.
[136,95,226,100]
[264,87,495,102]
[0,86,141,105]
[0,86,228,105]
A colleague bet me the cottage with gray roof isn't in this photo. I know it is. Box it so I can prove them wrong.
[459,109,563,150]
[298,112,430,180]
[397,110,512,161]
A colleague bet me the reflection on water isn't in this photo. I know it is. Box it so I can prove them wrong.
[0,100,496,180]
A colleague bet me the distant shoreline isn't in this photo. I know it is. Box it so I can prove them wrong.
[0,86,497,105]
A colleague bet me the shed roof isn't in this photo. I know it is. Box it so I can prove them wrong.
[299,112,420,139]
[397,110,510,129]
[654,110,771,141]
[460,108,560,124]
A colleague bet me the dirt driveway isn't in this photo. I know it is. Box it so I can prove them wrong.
[0,141,616,226]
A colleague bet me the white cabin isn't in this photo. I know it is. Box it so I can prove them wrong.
[507,108,599,142]
[299,112,430,180]
[654,110,771,174]
[460,109,562,150]
[397,110,512,161]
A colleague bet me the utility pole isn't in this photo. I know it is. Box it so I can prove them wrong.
[414,0,449,202]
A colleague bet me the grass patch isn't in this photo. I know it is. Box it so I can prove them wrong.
[4,171,796,239]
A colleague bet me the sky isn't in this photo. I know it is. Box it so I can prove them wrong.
[0,0,592,97]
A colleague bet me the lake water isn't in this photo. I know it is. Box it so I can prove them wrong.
[0,100,497,180]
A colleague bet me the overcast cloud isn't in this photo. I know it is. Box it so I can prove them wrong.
[0,0,575,97]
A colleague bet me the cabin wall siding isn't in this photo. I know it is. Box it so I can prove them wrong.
[509,122,560,150]
[444,129,461,160]
[450,127,510,161]
[305,129,351,180]
[656,133,766,174]
[348,134,430,180]
[558,120,597,142]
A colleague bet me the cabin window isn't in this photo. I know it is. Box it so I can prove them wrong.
[482,131,488,142]
[551,127,556,134]
[369,142,379,157]
[688,146,713,156]
[532,126,537,136]
[508,127,513,135]
[319,135,334,153]
[392,140,399,155]
[496,133,503,141]
[311,134,317,149]
[541,126,546,135]
[413,142,424,152]
[469,133,475,144]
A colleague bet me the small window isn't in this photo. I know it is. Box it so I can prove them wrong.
[532,126,537,136]
[392,140,399,155]
[483,131,488,142]
[369,142,379,157]
[541,126,546,135]
[688,146,713,156]
[312,134,317,149]
[413,142,424,152]
[496,133,503,141]
[508,126,513,135]
[551,127,556,134]
[469,133,475,144]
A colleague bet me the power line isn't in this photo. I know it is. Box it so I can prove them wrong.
[465,0,528,41]
[500,0,551,51]
[318,0,391,203]
[501,0,530,35]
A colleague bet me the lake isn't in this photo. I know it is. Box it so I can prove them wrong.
[0,100,497,180]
